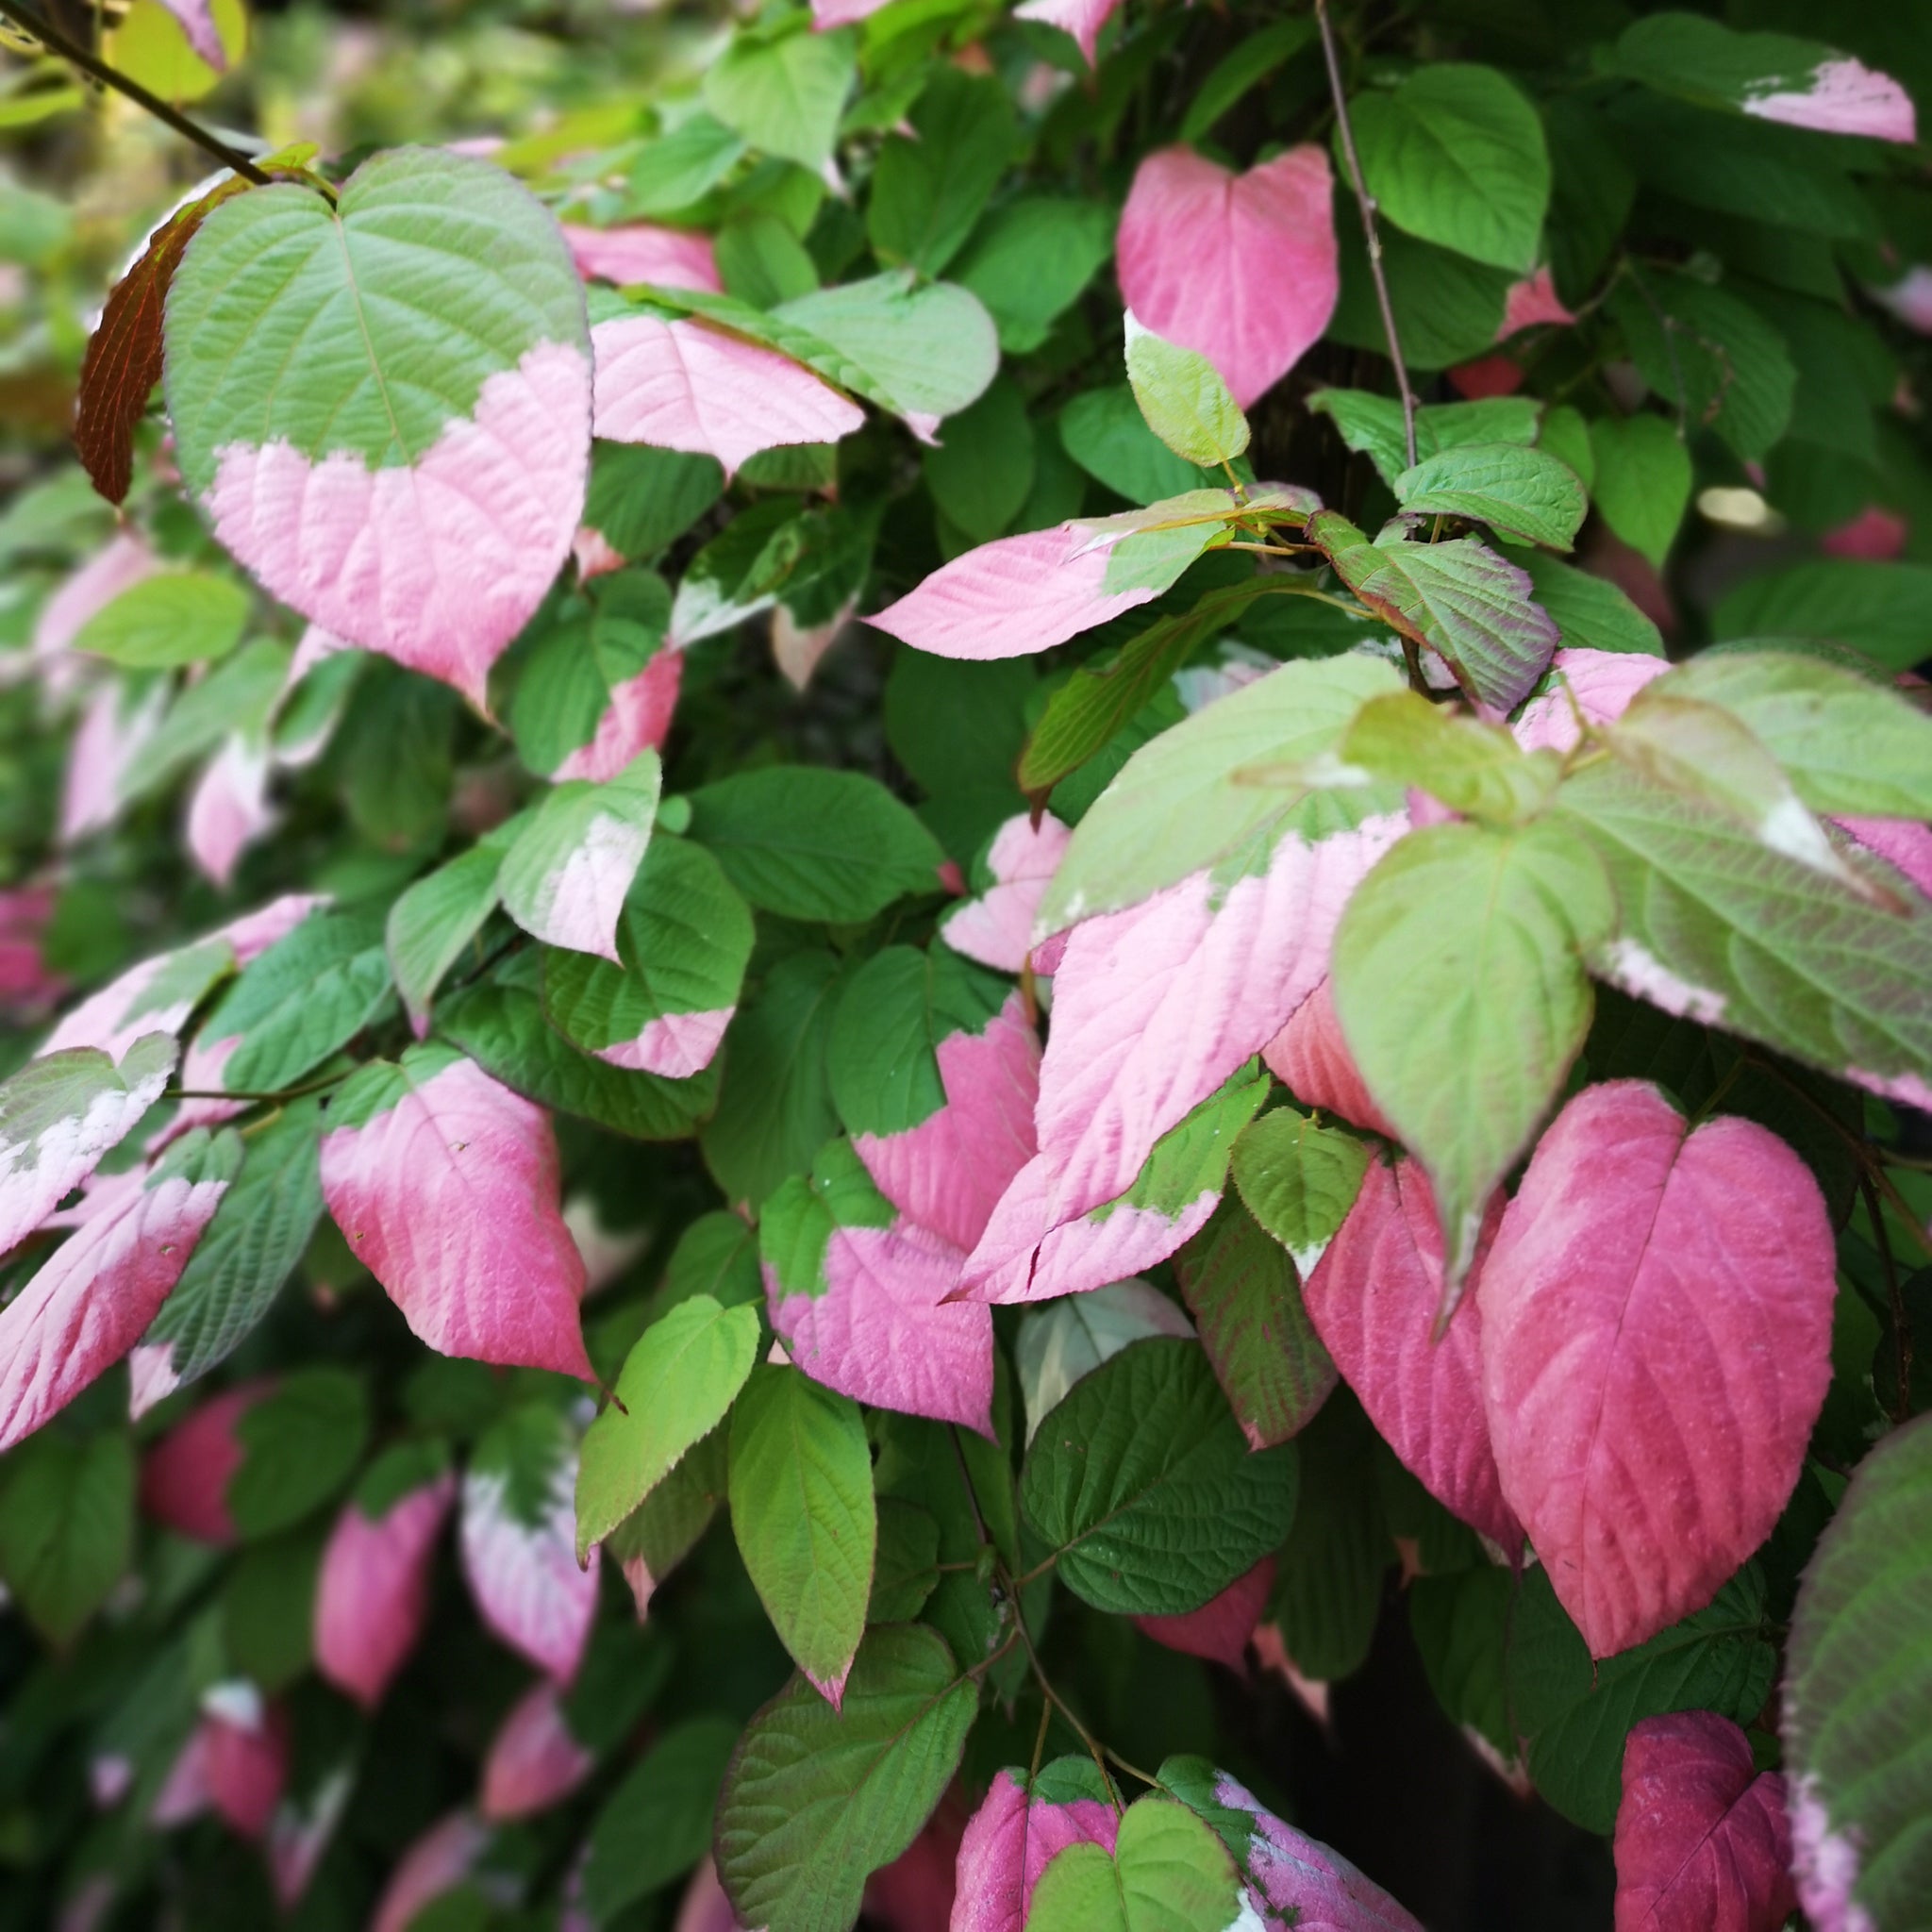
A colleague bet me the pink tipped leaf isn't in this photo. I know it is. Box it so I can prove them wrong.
[1499,268,1574,339]
[1010,0,1121,62]
[461,1406,600,1682]
[480,1680,596,1821]
[950,1763,1121,1932]
[591,314,864,481]
[371,1810,491,1932]
[1612,1712,1796,1932]
[0,1032,175,1260]
[1116,145,1339,409]
[1302,1158,1521,1551]
[1133,1557,1275,1670]
[314,1450,458,1708]
[1479,1081,1837,1657]
[319,1046,593,1381]
[141,1381,267,1544]
[0,1129,236,1454]
[554,647,683,784]
[496,749,661,964]
[201,1688,287,1840]
[563,223,721,291]
[940,813,1072,974]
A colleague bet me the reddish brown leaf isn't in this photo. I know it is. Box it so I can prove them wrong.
[75,176,253,505]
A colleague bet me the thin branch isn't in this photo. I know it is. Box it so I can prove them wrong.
[1315,0,1416,469]
[1008,1605,1123,1810]
[1860,1171,1914,1426]
[0,0,271,184]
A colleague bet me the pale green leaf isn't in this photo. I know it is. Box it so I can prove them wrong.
[1588,414,1690,570]
[703,25,856,171]
[1229,1108,1372,1278]
[1027,1797,1247,1932]
[74,571,249,669]
[1124,315,1251,470]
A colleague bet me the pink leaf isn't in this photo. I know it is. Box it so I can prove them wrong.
[0,1153,230,1452]
[941,814,1072,974]
[186,737,275,889]
[152,1724,213,1826]
[461,1446,599,1682]
[867,523,1162,662]
[1614,1712,1797,1932]
[591,315,863,481]
[268,1764,353,1908]
[1010,0,1121,63]
[371,1810,490,1932]
[1479,1081,1837,1657]
[1262,977,1396,1139]
[146,1033,244,1155]
[1499,267,1574,339]
[562,223,722,292]
[1872,266,1932,335]
[202,1689,287,1840]
[1132,1555,1275,1670]
[61,679,166,844]
[314,1470,457,1708]
[552,648,683,784]
[141,1382,265,1544]
[1741,58,1915,142]
[156,0,226,68]
[1116,145,1339,409]
[855,992,1041,1253]
[865,1795,966,1932]
[1510,647,1668,757]
[319,1054,593,1380]
[1820,508,1907,562]
[1836,814,1932,901]
[675,1857,750,1932]
[950,1767,1119,1932]
[223,891,333,966]
[1029,814,1407,1228]
[1212,1771,1425,1931]
[205,342,591,712]
[1302,1158,1521,1551]
[0,1037,175,1259]
[480,1679,595,1821]
[958,1146,1223,1305]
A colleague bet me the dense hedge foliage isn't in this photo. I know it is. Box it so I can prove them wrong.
[2,0,1932,1926]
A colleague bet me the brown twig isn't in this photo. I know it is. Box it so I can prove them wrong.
[1315,0,1417,469]
[0,0,271,184]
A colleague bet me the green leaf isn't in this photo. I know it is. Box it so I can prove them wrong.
[716,210,820,308]
[583,441,722,560]
[0,1431,134,1643]
[439,948,721,1141]
[1264,1391,1391,1681]
[1179,15,1318,142]
[1016,579,1282,800]
[624,112,745,217]
[1652,649,1932,822]
[700,950,846,1209]
[1341,689,1562,825]
[1784,1412,1932,1928]
[142,1099,324,1391]
[1174,1195,1336,1451]
[542,835,755,1065]
[1507,1561,1777,1832]
[1587,415,1690,570]
[1518,552,1664,658]
[577,1294,760,1559]
[1309,389,1541,491]
[74,570,249,669]
[498,750,662,955]
[1346,64,1550,272]
[1309,510,1559,712]
[1328,213,1513,369]
[1556,759,1932,1103]
[222,1523,325,1694]
[226,1366,371,1540]
[207,907,393,1094]
[123,639,290,801]
[1332,820,1614,1292]
[1037,651,1404,933]
[1027,1797,1247,1932]
[166,149,589,483]
[658,1210,763,1314]
[1059,384,1227,507]
[1229,1108,1372,1278]
[868,1496,941,1624]
[1394,442,1586,551]
[687,767,943,923]
[952,198,1115,355]
[728,1363,875,1693]
[581,1715,741,1922]
[386,842,508,1037]
[1537,404,1594,490]
[1712,559,1932,674]
[1409,1563,1515,1757]
[1123,316,1251,470]
[827,944,1008,1139]
[605,1428,727,1612]
[1607,271,1795,462]
[867,66,1014,275]
[716,1624,977,1932]
[1608,12,1884,125]
[1020,1336,1298,1616]
[703,24,856,171]
[923,374,1034,542]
